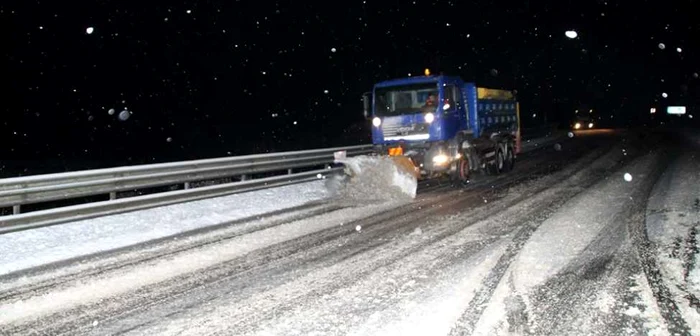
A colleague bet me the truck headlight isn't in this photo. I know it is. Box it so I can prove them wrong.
[372,117,381,127]
[424,112,435,123]
[574,122,581,129]
[432,154,449,165]
[588,122,594,128]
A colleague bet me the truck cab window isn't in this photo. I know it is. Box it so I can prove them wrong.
[374,83,439,116]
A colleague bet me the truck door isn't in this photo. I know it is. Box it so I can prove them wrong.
[441,84,459,138]
[454,86,467,129]
[447,85,468,132]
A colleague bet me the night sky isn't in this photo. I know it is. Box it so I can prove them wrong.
[2,1,698,175]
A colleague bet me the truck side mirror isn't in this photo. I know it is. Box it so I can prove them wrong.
[362,92,371,119]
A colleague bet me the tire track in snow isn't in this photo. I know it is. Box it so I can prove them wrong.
[497,149,674,336]
[448,133,659,336]
[632,151,694,335]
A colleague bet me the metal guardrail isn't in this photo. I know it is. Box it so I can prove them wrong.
[0,126,558,234]
[0,145,374,233]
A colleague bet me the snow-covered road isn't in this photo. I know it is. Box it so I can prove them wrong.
[1,129,697,336]
[0,130,563,278]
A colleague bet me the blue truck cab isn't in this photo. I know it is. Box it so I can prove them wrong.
[362,70,521,181]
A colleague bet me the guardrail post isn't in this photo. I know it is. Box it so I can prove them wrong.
[109,192,117,200]
[287,168,293,175]
[241,175,249,181]
[12,205,20,215]
[184,182,191,189]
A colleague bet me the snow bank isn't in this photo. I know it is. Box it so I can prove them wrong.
[330,155,417,201]
[0,181,329,276]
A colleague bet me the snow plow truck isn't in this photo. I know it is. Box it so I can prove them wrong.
[336,69,521,186]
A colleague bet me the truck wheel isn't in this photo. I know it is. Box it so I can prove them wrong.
[503,146,515,172]
[458,158,470,182]
[487,149,504,175]
[450,158,470,184]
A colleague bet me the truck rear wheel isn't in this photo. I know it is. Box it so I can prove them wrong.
[503,145,515,172]
[487,149,504,175]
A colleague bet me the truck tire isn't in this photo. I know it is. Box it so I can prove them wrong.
[458,157,470,182]
[487,149,504,175]
[449,157,470,183]
[503,145,515,172]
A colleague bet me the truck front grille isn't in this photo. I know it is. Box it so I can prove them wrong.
[381,121,428,138]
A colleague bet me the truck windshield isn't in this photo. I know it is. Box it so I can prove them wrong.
[374,83,439,117]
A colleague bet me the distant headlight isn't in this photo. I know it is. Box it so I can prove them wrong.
[588,123,594,128]
[574,122,581,129]
[432,154,449,165]
[372,117,381,127]
[424,112,435,123]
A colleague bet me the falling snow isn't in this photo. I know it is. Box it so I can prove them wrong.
[2,1,698,177]
[118,110,130,121]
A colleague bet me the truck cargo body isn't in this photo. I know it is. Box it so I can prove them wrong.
[363,75,521,180]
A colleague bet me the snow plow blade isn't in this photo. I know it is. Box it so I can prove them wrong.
[387,156,421,180]
[332,151,419,200]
